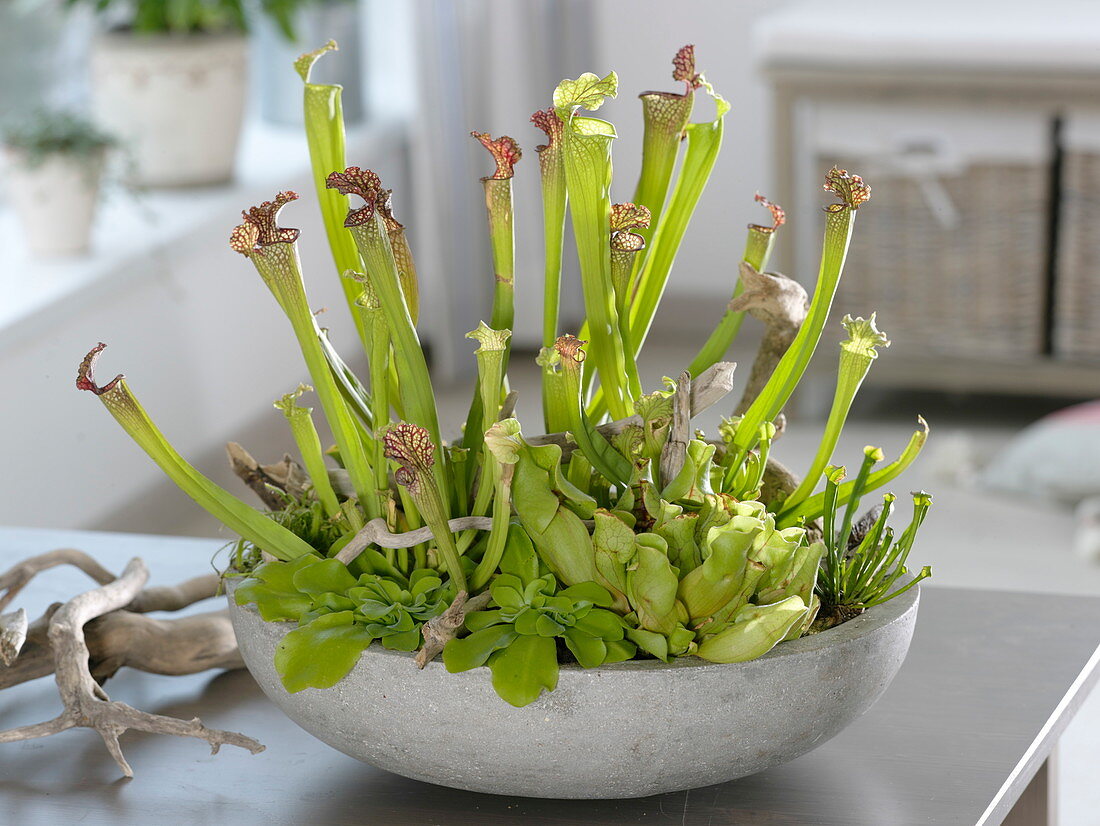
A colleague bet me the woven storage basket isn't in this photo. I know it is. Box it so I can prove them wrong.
[1055,112,1100,362]
[800,102,1051,361]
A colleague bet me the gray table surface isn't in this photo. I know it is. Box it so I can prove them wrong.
[2,526,1099,826]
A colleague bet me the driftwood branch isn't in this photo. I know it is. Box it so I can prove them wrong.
[335,516,495,565]
[500,389,519,420]
[127,573,222,614]
[0,557,262,777]
[0,556,237,690]
[226,442,296,509]
[659,371,692,487]
[415,590,493,668]
[731,263,808,415]
[0,609,27,665]
[0,548,115,612]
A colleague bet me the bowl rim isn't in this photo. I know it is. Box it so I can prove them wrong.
[227,576,920,675]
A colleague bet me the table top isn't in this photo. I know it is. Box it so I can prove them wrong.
[2,526,1099,826]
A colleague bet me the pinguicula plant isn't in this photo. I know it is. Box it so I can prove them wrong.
[78,43,933,707]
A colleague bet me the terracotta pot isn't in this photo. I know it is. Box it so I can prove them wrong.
[91,32,247,187]
[4,148,104,256]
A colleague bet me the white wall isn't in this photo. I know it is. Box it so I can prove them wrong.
[0,130,406,537]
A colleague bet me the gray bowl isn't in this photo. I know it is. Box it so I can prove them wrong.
[227,581,918,799]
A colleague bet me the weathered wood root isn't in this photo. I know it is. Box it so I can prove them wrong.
[1,564,237,690]
[0,547,115,613]
[0,608,27,665]
[334,516,494,565]
[659,370,692,487]
[415,590,494,669]
[0,556,262,777]
[730,263,808,415]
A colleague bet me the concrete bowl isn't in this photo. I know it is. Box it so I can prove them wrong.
[227,581,919,799]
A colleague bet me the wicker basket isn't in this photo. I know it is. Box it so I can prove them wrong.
[802,101,1052,362]
[1055,113,1100,362]
[826,158,1049,360]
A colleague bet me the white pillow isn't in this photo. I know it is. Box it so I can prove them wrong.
[981,401,1100,505]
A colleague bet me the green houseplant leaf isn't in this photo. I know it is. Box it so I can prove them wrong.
[275,611,374,693]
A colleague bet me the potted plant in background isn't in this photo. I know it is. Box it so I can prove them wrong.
[68,0,315,186]
[3,111,115,256]
[47,43,931,796]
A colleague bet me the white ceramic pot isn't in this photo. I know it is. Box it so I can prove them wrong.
[91,32,247,187]
[5,149,104,256]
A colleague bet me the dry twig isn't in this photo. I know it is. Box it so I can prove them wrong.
[415,590,493,668]
[0,608,27,665]
[334,516,494,565]
[730,263,808,415]
[659,370,692,486]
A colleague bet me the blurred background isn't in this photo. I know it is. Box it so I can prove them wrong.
[2,0,1100,817]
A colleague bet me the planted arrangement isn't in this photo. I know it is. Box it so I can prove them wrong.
[4,110,116,256]
[79,43,931,708]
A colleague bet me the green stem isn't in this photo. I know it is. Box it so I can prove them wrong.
[384,423,465,592]
[560,113,631,420]
[835,447,879,550]
[627,86,730,364]
[533,109,568,431]
[633,88,693,253]
[331,171,448,505]
[463,324,510,531]
[275,385,341,517]
[297,42,370,355]
[346,273,392,516]
[556,336,632,487]
[778,416,928,528]
[470,463,513,591]
[687,198,782,378]
[779,315,889,514]
[727,169,870,468]
[78,346,315,561]
[462,169,516,458]
[846,493,895,597]
[232,201,376,512]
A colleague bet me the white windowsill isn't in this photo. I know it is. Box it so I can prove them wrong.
[0,116,406,349]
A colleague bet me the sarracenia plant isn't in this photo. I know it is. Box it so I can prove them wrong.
[80,42,932,707]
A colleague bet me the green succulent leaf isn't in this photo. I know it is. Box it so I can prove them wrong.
[443,625,519,673]
[563,628,607,668]
[381,627,422,651]
[559,580,615,608]
[233,555,320,622]
[499,523,540,586]
[274,611,374,693]
[625,625,669,661]
[603,638,638,664]
[488,634,559,707]
[574,608,626,641]
[291,557,358,596]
